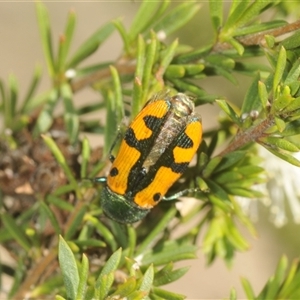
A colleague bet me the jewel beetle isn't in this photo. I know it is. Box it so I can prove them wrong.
[94,92,202,223]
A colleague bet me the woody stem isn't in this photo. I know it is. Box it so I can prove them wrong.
[218,115,275,157]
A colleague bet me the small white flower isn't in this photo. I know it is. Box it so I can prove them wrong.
[241,112,249,120]
[65,69,76,79]
[236,146,300,227]
[157,30,167,41]
[132,262,140,271]
[134,254,143,266]
[250,110,259,119]
[261,146,300,226]
[235,197,259,223]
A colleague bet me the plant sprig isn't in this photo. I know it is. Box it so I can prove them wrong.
[2,1,300,299]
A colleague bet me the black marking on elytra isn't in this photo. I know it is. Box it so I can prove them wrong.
[125,101,200,200]
[176,132,193,149]
[153,193,161,202]
[124,116,163,152]
[131,120,196,196]
[110,167,119,177]
[170,161,189,174]
[125,115,167,195]
[124,128,140,149]
[144,115,163,132]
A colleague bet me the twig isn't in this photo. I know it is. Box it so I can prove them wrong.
[218,116,275,157]
[213,19,300,52]
[12,250,57,300]
[237,19,300,46]
[71,63,136,93]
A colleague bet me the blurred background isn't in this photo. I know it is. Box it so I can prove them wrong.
[1,2,300,299]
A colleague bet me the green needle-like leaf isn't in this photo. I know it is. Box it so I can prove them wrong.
[279,258,299,297]
[132,35,146,118]
[141,31,157,105]
[261,136,299,152]
[1,214,31,252]
[241,73,261,114]
[273,47,287,96]
[42,134,77,188]
[264,146,300,167]
[103,66,124,157]
[61,83,79,144]
[39,202,61,235]
[80,137,90,179]
[33,88,59,135]
[64,206,87,240]
[227,1,271,34]
[153,2,201,37]
[215,151,248,172]
[36,2,55,76]
[67,22,115,68]
[151,287,185,300]
[95,248,122,299]
[101,248,122,276]
[57,10,76,73]
[224,1,250,32]
[153,263,189,286]
[263,255,288,300]
[216,99,240,124]
[86,216,117,251]
[58,236,80,300]
[158,38,179,80]
[284,58,300,85]
[110,277,137,298]
[209,0,223,34]
[136,207,177,255]
[140,240,197,266]
[20,65,42,113]
[76,254,89,300]
[202,156,222,178]
[139,264,154,294]
[47,195,74,211]
[6,74,18,129]
[241,277,256,299]
[128,1,165,42]
[258,80,269,111]
[113,19,130,54]
[234,20,286,36]
[281,30,300,50]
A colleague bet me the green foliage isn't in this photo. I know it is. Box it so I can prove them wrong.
[2,0,300,299]
[57,230,190,299]
[239,256,300,299]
